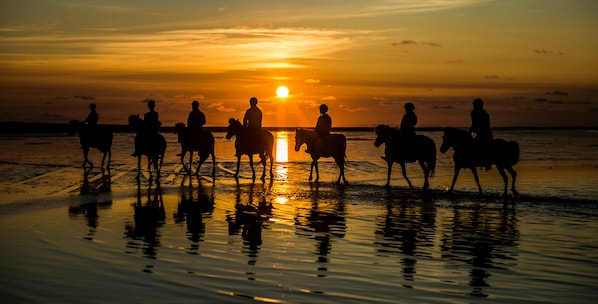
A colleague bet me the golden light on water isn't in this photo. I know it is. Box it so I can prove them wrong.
[275,133,289,163]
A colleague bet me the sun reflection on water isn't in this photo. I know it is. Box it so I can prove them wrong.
[275,132,289,163]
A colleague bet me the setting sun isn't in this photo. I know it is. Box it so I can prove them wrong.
[276,86,289,98]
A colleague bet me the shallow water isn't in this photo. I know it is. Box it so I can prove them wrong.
[0,130,597,303]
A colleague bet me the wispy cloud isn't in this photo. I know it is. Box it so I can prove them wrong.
[391,40,442,47]
[207,102,236,113]
[533,49,564,56]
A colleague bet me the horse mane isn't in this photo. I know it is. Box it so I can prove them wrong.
[375,124,400,136]
[444,127,471,139]
[228,118,242,126]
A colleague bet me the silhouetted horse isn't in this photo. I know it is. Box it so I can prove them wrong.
[225,118,274,181]
[128,115,166,179]
[294,129,348,185]
[68,120,113,169]
[174,123,216,177]
[374,125,436,189]
[440,127,519,197]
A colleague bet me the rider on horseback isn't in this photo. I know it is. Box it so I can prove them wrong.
[133,99,162,157]
[177,100,206,156]
[399,102,418,161]
[470,98,493,171]
[308,104,332,153]
[243,97,263,149]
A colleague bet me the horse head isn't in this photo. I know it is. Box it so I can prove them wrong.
[226,118,242,139]
[68,120,81,135]
[374,124,391,147]
[128,114,142,129]
[294,128,309,152]
[440,127,471,154]
[174,122,185,134]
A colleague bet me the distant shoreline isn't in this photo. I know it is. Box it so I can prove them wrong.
[0,121,596,134]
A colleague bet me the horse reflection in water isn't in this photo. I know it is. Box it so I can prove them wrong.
[128,115,166,180]
[174,123,216,177]
[294,184,347,277]
[174,176,215,255]
[226,182,273,277]
[80,167,111,195]
[226,118,274,181]
[68,120,113,169]
[440,127,520,197]
[124,179,165,273]
[294,129,348,185]
[440,201,519,297]
[374,194,437,287]
[374,125,436,189]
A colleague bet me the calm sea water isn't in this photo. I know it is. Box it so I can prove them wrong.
[0,129,597,303]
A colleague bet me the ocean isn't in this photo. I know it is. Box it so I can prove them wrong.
[0,129,597,303]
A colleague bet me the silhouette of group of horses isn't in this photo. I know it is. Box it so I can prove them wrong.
[68,117,520,197]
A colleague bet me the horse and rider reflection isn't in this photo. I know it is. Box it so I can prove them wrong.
[374,194,436,287]
[226,182,273,273]
[124,179,165,273]
[440,202,519,297]
[294,184,347,277]
[174,176,215,255]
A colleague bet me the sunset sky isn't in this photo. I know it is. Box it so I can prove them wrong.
[1,0,597,127]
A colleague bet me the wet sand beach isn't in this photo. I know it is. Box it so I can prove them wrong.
[1,130,597,303]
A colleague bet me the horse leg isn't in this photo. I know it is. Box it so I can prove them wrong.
[400,162,413,189]
[268,152,274,179]
[82,146,92,168]
[308,161,314,181]
[336,157,348,185]
[496,165,509,198]
[448,166,460,193]
[101,151,106,168]
[419,159,429,190]
[211,152,216,178]
[471,167,483,195]
[106,150,111,170]
[180,150,188,174]
[136,155,142,180]
[385,161,393,187]
[260,153,266,181]
[314,159,320,182]
[506,166,519,197]
[196,153,205,176]
[234,155,241,179]
[249,154,256,180]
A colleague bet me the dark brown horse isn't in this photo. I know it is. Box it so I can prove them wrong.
[128,115,166,180]
[174,123,216,177]
[68,120,112,169]
[226,118,274,181]
[374,125,436,189]
[294,128,348,185]
[440,127,519,197]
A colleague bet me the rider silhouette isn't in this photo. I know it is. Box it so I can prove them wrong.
[133,99,162,157]
[400,102,417,137]
[187,100,206,134]
[243,97,263,146]
[308,104,332,153]
[400,102,417,160]
[144,100,161,134]
[83,103,99,129]
[469,98,493,171]
[177,100,206,156]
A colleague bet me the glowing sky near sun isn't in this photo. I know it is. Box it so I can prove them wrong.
[0,0,597,127]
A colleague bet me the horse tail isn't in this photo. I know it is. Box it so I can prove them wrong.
[428,137,436,177]
[507,141,520,166]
